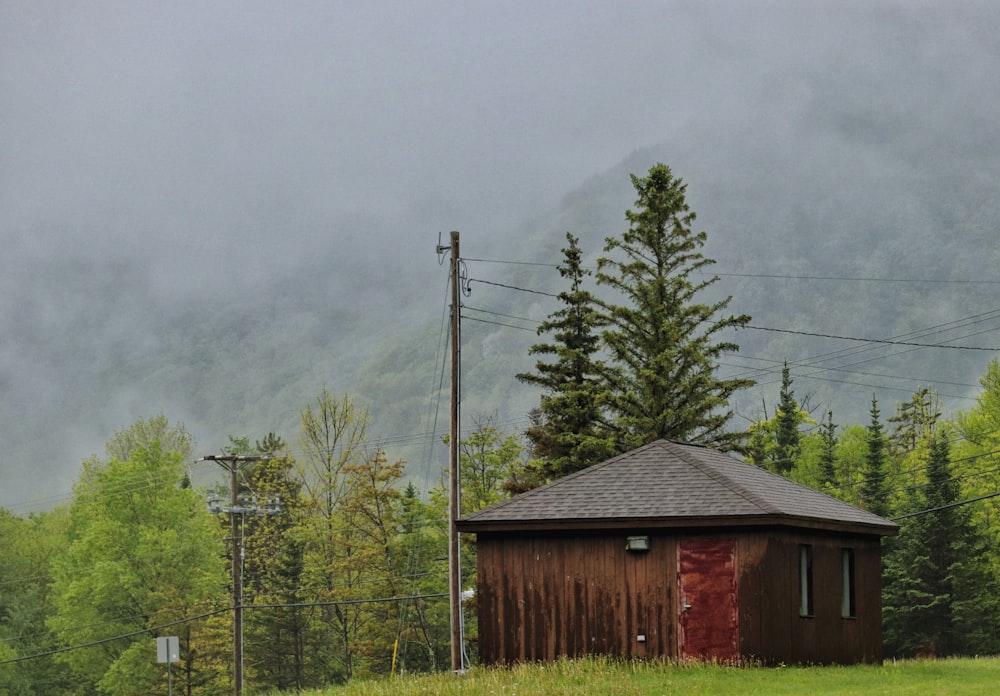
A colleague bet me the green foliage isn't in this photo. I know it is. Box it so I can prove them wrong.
[860,396,891,518]
[104,414,193,464]
[883,431,1000,657]
[47,421,228,695]
[293,390,372,685]
[773,362,804,474]
[389,484,449,674]
[516,233,617,487]
[746,363,813,477]
[0,507,75,693]
[954,358,1000,554]
[888,388,940,461]
[596,163,754,452]
[456,415,525,516]
[818,411,838,487]
[241,453,311,691]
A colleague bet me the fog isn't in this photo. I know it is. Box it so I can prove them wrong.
[2,1,999,510]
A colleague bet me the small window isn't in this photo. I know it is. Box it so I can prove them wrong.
[841,548,857,618]
[799,544,814,617]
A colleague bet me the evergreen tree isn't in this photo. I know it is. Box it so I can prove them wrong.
[516,233,615,486]
[888,388,940,453]
[596,163,753,451]
[883,431,1000,656]
[241,450,312,692]
[860,395,891,517]
[773,361,803,475]
[819,410,838,487]
[391,483,449,673]
[744,364,811,477]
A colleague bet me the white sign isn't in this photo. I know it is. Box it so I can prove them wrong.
[156,636,180,664]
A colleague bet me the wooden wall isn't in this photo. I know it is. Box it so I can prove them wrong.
[475,532,677,664]
[474,528,885,666]
[738,531,884,665]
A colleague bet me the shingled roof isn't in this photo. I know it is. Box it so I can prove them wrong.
[458,440,898,536]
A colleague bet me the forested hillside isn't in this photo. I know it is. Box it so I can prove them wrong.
[2,2,999,516]
[4,119,999,511]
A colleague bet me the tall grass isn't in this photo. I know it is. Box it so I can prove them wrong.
[260,656,1000,695]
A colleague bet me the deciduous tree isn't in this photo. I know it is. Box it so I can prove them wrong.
[48,422,227,695]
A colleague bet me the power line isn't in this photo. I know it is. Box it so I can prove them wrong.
[721,355,980,390]
[464,255,1000,285]
[891,491,1000,520]
[467,278,558,297]
[743,324,999,351]
[462,315,536,332]
[712,272,1000,285]
[0,594,449,667]
[463,305,538,325]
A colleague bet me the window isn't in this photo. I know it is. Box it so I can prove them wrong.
[799,544,814,617]
[841,548,857,618]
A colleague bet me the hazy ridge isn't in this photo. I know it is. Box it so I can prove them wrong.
[3,2,1000,510]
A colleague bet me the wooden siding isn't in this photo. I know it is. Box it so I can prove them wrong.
[737,531,884,664]
[476,532,677,664]
[475,528,884,666]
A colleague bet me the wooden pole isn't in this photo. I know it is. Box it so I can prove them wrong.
[448,230,463,672]
[230,464,243,696]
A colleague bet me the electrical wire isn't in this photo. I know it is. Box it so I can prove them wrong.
[0,593,449,666]
[465,255,1000,285]
[742,324,999,351]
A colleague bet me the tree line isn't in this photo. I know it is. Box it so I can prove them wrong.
[0,401,528,695]
[3,163,1000,693]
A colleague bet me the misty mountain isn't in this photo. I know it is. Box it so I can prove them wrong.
[3,2,1000,511]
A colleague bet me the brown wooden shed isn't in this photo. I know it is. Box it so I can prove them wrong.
[457,440,898,666]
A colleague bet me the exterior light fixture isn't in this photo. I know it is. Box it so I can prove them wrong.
[626,535,650,552]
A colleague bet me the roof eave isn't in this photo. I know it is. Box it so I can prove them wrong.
[456,513,899,537]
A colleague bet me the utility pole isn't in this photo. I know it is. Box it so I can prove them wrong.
[438,230,464,673]
[201,455,280,696]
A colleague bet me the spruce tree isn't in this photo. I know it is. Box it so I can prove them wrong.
[883,431,1000,656]
[860,395,891,517]
[819,410,838,487]
[888,387,940,463]
[773,361,803,474]
[516,233,616,484]
[596,163,753,451]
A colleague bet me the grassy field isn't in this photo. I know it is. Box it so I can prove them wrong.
[269,656,1000,695]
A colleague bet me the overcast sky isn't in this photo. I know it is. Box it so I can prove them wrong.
[3,1,999,509]
[3,1,712,279]
[6,1,994,282]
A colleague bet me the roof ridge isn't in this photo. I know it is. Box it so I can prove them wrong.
[668,442,780,515]
[672,441,893,526]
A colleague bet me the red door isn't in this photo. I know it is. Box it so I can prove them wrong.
[678,537,739,661]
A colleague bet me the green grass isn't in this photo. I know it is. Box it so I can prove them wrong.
[267,656,1000,695]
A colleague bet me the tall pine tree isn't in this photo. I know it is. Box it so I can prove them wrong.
[516,233,616,485]
[596,163,753,451]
